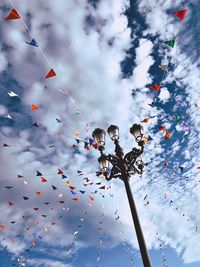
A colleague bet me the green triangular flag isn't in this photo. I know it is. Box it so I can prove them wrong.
[166,39,175,48]
[175,115,181,122]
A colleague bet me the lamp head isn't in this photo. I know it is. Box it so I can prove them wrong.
[92,128,106,150]
[107,125,119,141]
[130,124,144,143]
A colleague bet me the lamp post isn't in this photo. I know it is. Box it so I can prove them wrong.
[92,124,152,267]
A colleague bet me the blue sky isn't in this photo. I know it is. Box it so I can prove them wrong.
[0,0,200,266]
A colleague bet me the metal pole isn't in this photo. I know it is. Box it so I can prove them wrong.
[123,178,152,267]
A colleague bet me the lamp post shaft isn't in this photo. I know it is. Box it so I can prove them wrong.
[123,178,152,267]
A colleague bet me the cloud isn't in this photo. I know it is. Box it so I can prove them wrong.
[0,0,200,266]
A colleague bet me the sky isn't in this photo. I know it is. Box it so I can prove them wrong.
[0,0,200,266]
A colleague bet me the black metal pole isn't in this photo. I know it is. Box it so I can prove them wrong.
[123,178,152,267]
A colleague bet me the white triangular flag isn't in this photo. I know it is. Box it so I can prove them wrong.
[8,91,18,97]
[4,114,13,119]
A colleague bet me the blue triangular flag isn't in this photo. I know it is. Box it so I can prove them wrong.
[79,190,86,194]
[51,185,57,190]
[62,174,67,179]
[148,135,153,141]
[56,118,62,123]
[89,138,94,146]
[25,38,38,47]
[70,190,77,195]
[36,171,42,176]
[32,122,39,127]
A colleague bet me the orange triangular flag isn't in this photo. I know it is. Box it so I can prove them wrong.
[142,118,149,123]
[5,8,21,20]
[45,68,56,79]
[32,104,39,110]
[0,225,6,230]
[41,177,47,183]
[149,85,161,91]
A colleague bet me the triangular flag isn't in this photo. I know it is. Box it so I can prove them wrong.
[4,114,13,119]
[0,225,6,230]
[166,40,175,48]
[3,143,10,147]
[72,198,78,202]
[92,143,98,149]
[89,196,94,201]
[159,126,165,131]
[164,130,171,139]
[69,186,76,190]
[33,208,39,211]
[62,174,67,179]
[89,138,94,146]
[148,135,153,141]
[32,104,39,110]
[142,118,149,123]
[173,9,187,21]
[32,122,39,127]
[163,162,168,167]
[23,196,29,200]
[70,190,77,195]
[45,68,56,79]
[32,241,36,247]
[5,186,13,189]
[5,8,21,20]
[175,115,181,122]
[36,171,42,176]
[75,109,80,115]
[8,91,18,97]
[66,180,71,185]
[57,169,63,175]
[17,175,23,178]
[41,177,47,183]
[8,201,14,206]
[159,64,168,71]
[56,118,62,123]
[84,142,90,150]
[59,200,65,204]
[51,185,57,190]
[25,39,38,47]
[99,186,106,189]
[149,85,161,91]
[79,190,86,194]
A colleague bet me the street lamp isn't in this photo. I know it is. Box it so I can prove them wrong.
[92,124,152,267]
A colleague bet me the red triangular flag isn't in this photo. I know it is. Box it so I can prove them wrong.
[159,126,165,131]
[33,208,39,211]
[8,201,14,206]
[69,186,76,190]
[89,196,94,201]
[5,8,21,20]
[41,177,47,183]
[149,85,161,91]
[45,68,56,79]
[32,104,39,111]
[57,169,63,175]
[72,198,78,202]
[173,9,187,21]
[59,201,65,204]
